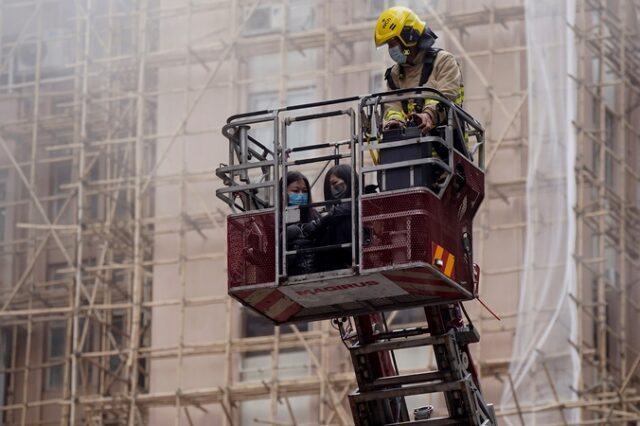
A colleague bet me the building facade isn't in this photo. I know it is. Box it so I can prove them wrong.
[0,0,638,425]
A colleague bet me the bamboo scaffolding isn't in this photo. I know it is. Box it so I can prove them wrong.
[0,0,638,425]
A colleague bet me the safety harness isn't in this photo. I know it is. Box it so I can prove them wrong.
[382,48,469,157]
[384,47,464,117]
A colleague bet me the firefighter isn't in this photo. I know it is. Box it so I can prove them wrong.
[375,6,464,135]
[375,9,467,331]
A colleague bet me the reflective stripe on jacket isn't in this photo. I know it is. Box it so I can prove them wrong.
[383,48,463,126]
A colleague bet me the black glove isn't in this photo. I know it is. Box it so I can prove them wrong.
[286,224,303,241]
[300,220,319,237]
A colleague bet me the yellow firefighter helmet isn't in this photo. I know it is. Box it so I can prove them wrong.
[374,6,426,48]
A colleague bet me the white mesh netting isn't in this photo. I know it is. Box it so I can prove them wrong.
[499,0,580,424]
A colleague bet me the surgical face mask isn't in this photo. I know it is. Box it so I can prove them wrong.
[389,45,408,64]
[288,192,308,206]
[330,183,347,199]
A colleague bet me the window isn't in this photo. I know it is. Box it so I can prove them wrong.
[246,53,279,81]
[241,308,308,341]
[240,308,311,425]
[245,85,315,207]
[605,246,619,289]
[45,319,94,390]
[246,50,318,84]
[111,255,129,286]
[243,4,284,36]
[110,312,126,372]
[370,72,383,94]
[109,141,132,219]
[0,169,7,243]
[240,353,312,425]
[590,278,599,348]
[364,0,387,20]
[590,233,599,258]
[243,1,315,36]
[604,109,615,188]
[0,169,7,200]
[286,87,316,148]
[87,159,101,220]
[111,1,137,55]
[46,263,65,282]
[591,101,600,178]
[0,328,10,423]
[11,2,76,79]
[407,0,432,15]
[287,49,317,74]
[77,318,93,386]
[46,262,68,291]
[242,308,276,339]
[115,187,130,218]
[0,207,5,243]
[603,63,616,110]
[46,322,66,390]
[389,307,425,326]
[52,95,73,117]
[590,276,612,364]
[247,91,279,151]
[590,57,600,86]
[49,158,72,223]
[247,86,316,151]
[288,0,315,33]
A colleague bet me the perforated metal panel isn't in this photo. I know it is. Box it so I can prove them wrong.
[227,210,276,288]
[361,191,434,270]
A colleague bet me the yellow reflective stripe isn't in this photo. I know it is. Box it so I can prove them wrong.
[444,253,456,277]
[424,99,439,105]
[384,110,407,122]
[433,245,444,263]
[455,85,465,106]
[366,134,380,165]
[455,85,467,146]
[406,100,415,114]
[370,149,380,165]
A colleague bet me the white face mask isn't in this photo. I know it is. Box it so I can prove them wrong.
[389,45,408,64]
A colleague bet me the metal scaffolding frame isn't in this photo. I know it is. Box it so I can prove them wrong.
[0,0,638,424]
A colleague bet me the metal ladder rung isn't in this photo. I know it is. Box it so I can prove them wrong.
[362,371,446,390]
[389,416,466,425]
[350,379,468,403]
[372,326,431,341]
[351,335,448,355]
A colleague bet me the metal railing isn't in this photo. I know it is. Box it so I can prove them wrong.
[217,88,485,284]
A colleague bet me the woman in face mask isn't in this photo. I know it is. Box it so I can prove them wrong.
[283,171,319,277]
[286,171,318,223]
[310,164,358,272]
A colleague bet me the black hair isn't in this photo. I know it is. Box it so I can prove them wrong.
[286,170,309,189]
[323,164,358,201]
[284,171,319,222]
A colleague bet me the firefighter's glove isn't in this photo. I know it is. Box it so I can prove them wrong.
[383,119,405,130]
[410,112,435,135]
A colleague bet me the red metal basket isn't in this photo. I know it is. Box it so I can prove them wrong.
[227,210,276,288]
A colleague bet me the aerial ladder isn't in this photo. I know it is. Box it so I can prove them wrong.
[216,88,497,425]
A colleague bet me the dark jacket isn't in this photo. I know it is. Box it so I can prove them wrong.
[312,202,354,272]
[286,221,316,276]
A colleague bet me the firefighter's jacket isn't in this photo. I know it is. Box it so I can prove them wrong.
[383,48,464,126]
